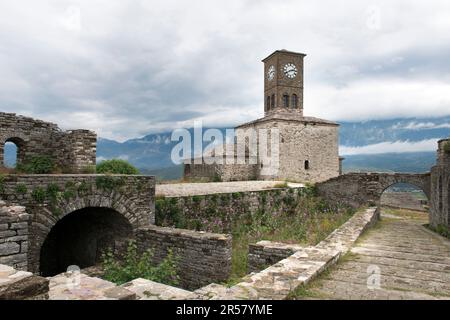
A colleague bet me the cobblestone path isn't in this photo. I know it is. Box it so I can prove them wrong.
[305,209,450,300]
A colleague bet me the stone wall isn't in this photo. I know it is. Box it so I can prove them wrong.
[316,172,431,208]
[184,160,257,182]
[248,241,305,273]
[156,186,306,232]
[0,112,96,173]
[135,225,232,290]
[237,117,340,183]
[0,201,30,270]
[430,139,450,229]
[195,207,379,300]
[0,174,155,273]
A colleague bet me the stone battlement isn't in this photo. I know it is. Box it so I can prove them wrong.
[0,112,96,173]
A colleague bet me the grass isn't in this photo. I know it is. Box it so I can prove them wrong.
[226,196,355,284]
[381,207,429,221]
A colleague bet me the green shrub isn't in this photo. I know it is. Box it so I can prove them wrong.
[17,156,55,174]
[15,183,27,194]
[95,176,125,191]
[0,174,5,194]
[444,141,450,154]
[46,183,60,201]
[80,165,96,174]
[102,240,179,286]
[63,190,75,200]
[96,159,139,175]
[31,187,46,203]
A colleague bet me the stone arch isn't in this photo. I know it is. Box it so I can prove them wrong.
[377,174,431,200]
[29,193,146,274]
[0,133,29,168]
[379,181,429,213]
[39,206,133,276]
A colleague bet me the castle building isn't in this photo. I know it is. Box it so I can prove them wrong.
[184,50,341,183]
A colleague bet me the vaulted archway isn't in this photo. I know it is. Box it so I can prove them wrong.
[39,207,133,277]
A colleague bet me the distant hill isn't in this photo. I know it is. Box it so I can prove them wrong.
[342,152,436,173]
[4,116,448,180]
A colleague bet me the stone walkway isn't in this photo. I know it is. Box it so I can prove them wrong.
[304,209,450,300]
[156,180,303,197]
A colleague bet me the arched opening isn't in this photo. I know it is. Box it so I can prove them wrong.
[3,137,25,168]
[304,160,310,170]
[39,207,133,277]
[380,183,429,214]
[291,94,298,109]
[271,94,275,109]
[266,96,271,111]
[283,94,289,108]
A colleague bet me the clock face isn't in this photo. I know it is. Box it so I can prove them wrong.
[267,65,275,81]
[283,63,297,79]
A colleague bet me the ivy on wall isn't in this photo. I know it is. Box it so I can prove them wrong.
[155,187,315,233]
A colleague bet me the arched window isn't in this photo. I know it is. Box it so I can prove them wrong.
[292,94,298,109]
[283,94,289,108]
[3,137,26,169]
[271,94,275,109]
[304,160,310,170]
[266,96,271,111]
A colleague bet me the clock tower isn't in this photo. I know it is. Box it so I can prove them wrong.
[263,49,306,117]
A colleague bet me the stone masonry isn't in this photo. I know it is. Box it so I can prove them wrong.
[136,226,232,290]
[316,138,449,230]
[0,112,96,173]
[317,172,431,208]
[430,138,450,229]
[0,174,155,273]
[184,50,340,183]
[0,201,30,270]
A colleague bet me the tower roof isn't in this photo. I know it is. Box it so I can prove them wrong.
[262,49,307,62]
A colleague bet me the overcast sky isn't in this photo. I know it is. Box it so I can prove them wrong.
[1,0,450,141]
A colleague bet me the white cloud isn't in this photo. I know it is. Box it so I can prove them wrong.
[0,0,450,140]
[340,138,440,155]
[392,121,450,130]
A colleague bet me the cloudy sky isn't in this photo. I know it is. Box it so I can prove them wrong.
[1,0,450,141]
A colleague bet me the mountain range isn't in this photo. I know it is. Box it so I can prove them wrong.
[4,116,449,180]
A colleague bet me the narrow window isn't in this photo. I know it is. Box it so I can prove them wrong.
[304,160,310,170]
[266,96,271,111]
[283,94,289,108]
[271,94,275,109]
[292,94,298,109]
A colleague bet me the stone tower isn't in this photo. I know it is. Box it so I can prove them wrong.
[430,138,450,229]
[263,50,306,116]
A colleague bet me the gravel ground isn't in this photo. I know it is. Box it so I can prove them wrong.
[156,180,303,197]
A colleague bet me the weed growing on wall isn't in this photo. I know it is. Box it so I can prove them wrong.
[31,187,47,203]
[95,175,126,191]
[102,240,179,286]
[96,159,139,175]
[17,156,55,174]
[0,174,5,194]
[15,183,27,195]
[444,141,450,154]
